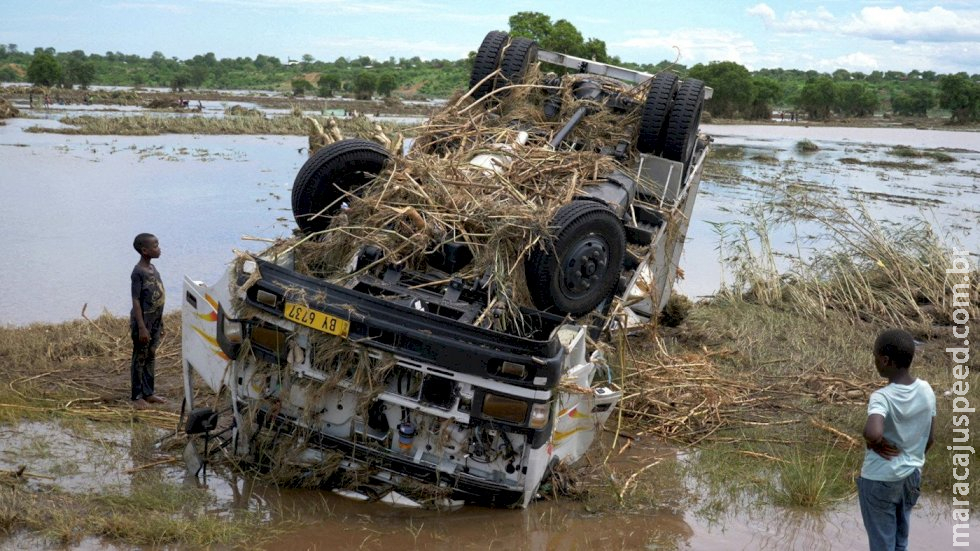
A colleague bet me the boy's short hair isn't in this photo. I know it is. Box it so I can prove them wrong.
[874,329,915,369]
[133,233,156,253]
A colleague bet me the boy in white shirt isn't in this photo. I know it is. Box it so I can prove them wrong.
[858,329,936,551]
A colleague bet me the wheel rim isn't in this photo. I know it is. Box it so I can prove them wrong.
[559,236,611,300]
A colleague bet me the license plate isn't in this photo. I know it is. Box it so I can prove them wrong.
[284,302,350,338]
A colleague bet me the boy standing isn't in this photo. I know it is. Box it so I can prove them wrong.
[858,329,936,551]
[130,233,167,409]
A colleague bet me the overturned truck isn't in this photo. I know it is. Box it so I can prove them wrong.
[180,31,711,508]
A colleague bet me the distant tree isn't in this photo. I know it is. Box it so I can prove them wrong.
[377,72,397,97]
[301,53,314,70]
[921,70,937,81]
[508,11,553,44]
[317,73,341,97]
[938,73,980,123]
[354,71,377,99]
[832,68,850,81]
[837,83,878,117]
[798,77,837,120]
[891,86,934,116]
[27,52,61,87]
[0,65,20,82]
[291,78,313,96]
[170,71,190,91]
[749,77,782,119]
[188,65,209,87]
[508,11,601,59]
[64,56,96,89]
[131,71,147,89]
[150,51,166,67]
[688,61,753,118]
[545,19,583,54]
[581,38,608,62]
[254,54,281,70]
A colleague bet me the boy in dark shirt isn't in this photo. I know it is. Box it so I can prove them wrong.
[130,233,167,409]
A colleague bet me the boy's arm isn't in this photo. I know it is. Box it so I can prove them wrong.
[132,298,149,343]
[925,416,936,453]
[863,413,899,460]
[131,272,150,344]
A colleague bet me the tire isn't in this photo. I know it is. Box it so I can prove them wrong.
[662,79,705,172]
[469,31,509,100]
[636,72,679,154]
[525,201,626,316]
[291,139,390,234]
[494,37,538,94]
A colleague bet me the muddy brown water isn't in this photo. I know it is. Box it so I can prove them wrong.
[1,421,973,550]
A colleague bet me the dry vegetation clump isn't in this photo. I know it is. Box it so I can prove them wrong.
[0,311,183,428]
[0,98,18,120]
[224,104,264,117]
[286,71,648,319]
[888,145,956,163]
[796,139,819,153]
[714,190,977,332]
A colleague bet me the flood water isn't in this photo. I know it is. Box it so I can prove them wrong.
[1,420,974,550]
[2,107,979,548]
[2,110,978,325]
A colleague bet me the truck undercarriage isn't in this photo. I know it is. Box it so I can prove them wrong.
[180,30,710,508]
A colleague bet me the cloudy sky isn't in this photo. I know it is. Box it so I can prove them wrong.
[3,1,979,74]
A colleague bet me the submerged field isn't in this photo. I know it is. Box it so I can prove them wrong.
[1,95,979,549]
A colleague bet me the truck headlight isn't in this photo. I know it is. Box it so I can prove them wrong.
[481,393,528,424]
[529,403,550,429]
[216,304,244,358]
[223,318,243,344]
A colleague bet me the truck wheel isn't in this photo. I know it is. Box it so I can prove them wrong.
[291,139,390,234]
[525,201,625,316]
[495,37,538,94]
[469,31,509,100]
[662,79,705,172]
[636,72,678,154]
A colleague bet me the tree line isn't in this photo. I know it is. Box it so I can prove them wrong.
[688,61,980,123]
[3,10,980,122]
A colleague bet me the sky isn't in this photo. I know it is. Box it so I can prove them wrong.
[2,1,980,74]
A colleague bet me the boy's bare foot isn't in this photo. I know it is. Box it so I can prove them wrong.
[145,395,168,404]
[133,398,150,410]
